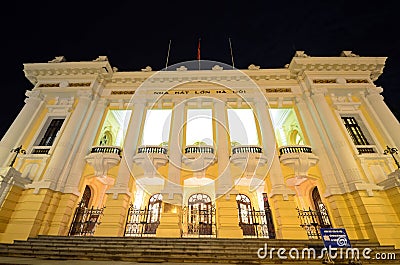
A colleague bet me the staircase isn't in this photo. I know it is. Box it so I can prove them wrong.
[0,236,398,264]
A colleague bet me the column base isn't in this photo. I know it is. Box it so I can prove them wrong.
[95,193,131,237]
[216,194,243,238]
[270,193,308,240]
[156,212,182,238]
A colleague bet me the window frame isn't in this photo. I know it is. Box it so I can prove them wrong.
[336,110,381,155]
[29,114,67,155]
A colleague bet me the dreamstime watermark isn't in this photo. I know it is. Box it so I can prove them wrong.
[257,243,396,261]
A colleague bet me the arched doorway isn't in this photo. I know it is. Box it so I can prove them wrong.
[312,187,332,229]
[68,185,104,236]
[183,193,216,237]
[236,194,274,238]
[297,186,332,239]
[124,193,163,237]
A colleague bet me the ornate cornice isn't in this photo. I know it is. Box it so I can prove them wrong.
[23,59,114,85]
[288,53,387,81]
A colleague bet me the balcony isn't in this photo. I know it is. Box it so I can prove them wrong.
[230,145,268,178]
[133,145,169,177]
[85,145,122,177]
[182,145,217,178]
[278,145,319,179]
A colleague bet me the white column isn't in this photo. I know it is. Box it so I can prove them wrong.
[310,90,364,187]
[163,101,185,200]
[295,96,341,195]
[214,100,234,196]
[109,101,146,197]
[40,90,92,190]
[62,98,109,194]
[366,90,400,148]
[0,90,43,167]
[254,99,291,197]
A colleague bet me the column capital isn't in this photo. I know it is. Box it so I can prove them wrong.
[24,90,44,104]
[25,90,43,100]
[366,86,384,96]
[310,87,328,96]
[76,90,93,100]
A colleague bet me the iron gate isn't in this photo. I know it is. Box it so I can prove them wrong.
[68,200,104,236]
[297,206,332,239]
[182,205,216,237]
[182,193,216,237]
[124,205,160,237]
[238,208,272,238]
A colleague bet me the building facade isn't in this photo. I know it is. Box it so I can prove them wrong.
[0,52,399,248]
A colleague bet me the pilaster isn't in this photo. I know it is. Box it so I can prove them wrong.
[216,194,243,238]
[269,193,308,239]
[110,101,145,197]
[156,194,182,237]
[95,193,131,236]
[39,90,92,191]
[0,90,44,167]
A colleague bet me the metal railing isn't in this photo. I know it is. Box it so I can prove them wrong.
[297,206,332,239]
[91,146,122,156]
[124,205,160,237]
[31,147,50,154]
[279,145,312,156]
[184,145,214,154]
[182,205,217,238]
[232,146,263,154]
[137,146,167,154]
[68,201,104,236]
[238,208,275,238]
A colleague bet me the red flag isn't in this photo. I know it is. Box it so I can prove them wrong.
[197,39,201,60]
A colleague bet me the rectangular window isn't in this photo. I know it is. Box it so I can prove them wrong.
[186,109,213,146]
[227,109,259,146]
[37,118,64,146]
[341,116,376,154]
[341,117,369,145]
[31,117,65,154]
[141,109,172,146]
[96,110,132,146]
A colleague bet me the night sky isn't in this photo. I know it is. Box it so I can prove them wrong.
[1,0,399,140]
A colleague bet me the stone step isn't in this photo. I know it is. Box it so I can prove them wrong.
[1,236,398,264]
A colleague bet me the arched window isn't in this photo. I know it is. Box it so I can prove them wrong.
[81,185,92,207]
[236,194,253,224]
[147,193,162,224]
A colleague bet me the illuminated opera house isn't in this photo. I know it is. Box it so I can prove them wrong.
[0,51,399,254]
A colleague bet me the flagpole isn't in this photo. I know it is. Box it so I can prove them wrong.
[229,37,235,69]
[165,39,171,70]
[197,38,201,70]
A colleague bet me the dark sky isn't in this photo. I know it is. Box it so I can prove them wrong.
[1,0,399,140]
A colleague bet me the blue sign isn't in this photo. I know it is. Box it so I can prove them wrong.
[320,228,351,248]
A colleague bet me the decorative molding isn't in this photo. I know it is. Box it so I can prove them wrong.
[111,90,135,95]
[265,88,292,93]
[248,64,260,70]
[212,65,223,71]
[47,96,74,113]
[38,83,60,87]
[346,79,369,84]
[85,152,121,178]
[141,66,152,72]
[48,56,66,63]
[330,93,361,111]
[313,79,336,84]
